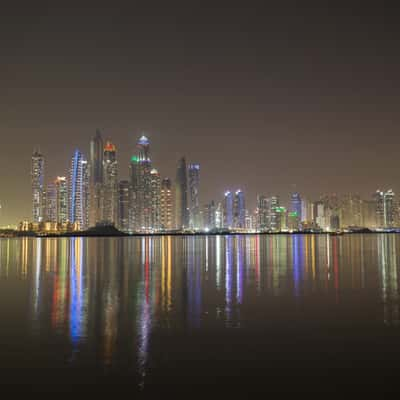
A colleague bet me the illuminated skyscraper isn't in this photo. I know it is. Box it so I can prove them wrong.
[374,190,385,228]
[134,135,153,231]
[175,157,188,230]
[89,129,103,226]
[188,163,200,230]
[118,180,130,232]
[203,200,216,230]
[256,195,268,231]
[69,150,89,230]
[31,150,45,223]
[55,176,68,225]
[223,191,233,229]
[129,155,140,231]
[45,182,57,223]
[150,168,161,230]
[267,196,279,231]
[290,192,302,227]
[102,141,118,225]
[160,178,173,230]
[384,189,395,228]
[233,190,245,228]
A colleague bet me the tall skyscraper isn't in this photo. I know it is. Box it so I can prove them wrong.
[118,180,130,232]
[384,189,395,228]
[290,192,302,223]
[55,176,68,225]
[102,140,118,225]
[150,169,161,231]
[31,150,45,223]
[134,135,153,231]
[175,157,188,230]
[69,150,89,230]
[203,200,216,230]
[188,163,200,230]
[160,178,173,230]
[256,195,268,231]
[129,155,140,231]
[89,130,104,227]
[223,191,234,229]
[45,182,57,223]
[265,196,280,231]
[233,190,245,228]
[374,190,385,228]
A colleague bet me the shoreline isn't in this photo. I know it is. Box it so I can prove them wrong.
[1,230,398,238]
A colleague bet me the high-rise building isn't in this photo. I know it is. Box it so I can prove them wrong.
[69,150,89,230]
[129,155,140,231]
[133,135,153,231]
[362,200,376,228]
[160,178,173,230]
[89,129,104,227]
[175,157,188,230]
[203,201,217,230]
[384,189,395,228]
[150,169,161,231]
[233,190,245,228]
[374,190,385,228]
[55,176,68,225]
[31,150,45,223]
[290,192,302,228]
[256,195,268,231]
[118,180,130,232]
[45,182,57,223]
[223,191,234,229]
[267,196,279,231]
[102,141,118,225]
[188,163,200,230]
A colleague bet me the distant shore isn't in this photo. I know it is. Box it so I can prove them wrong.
[1,228,399,238]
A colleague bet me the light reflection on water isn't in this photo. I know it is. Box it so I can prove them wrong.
[0,234,400,386]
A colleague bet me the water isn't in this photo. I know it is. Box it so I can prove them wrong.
[1,234,400,392]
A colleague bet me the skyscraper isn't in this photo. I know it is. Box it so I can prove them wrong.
[129,155,140,231]
[55,176,68,225]
[150,168,161,231]
[45,182,57,223]
[203,200,216,230]
[266,196,279,231]
[374,190,385,228]
[69,150,89,230]
[233,190,245,228]
[31,150,45,223]
[134,135,153,231]
[175,157,188,230]
[290,192,302,226]
[160,178,173,230]
[223,191,233,229]
[89,130,103,227]
[256,195,268,231]
[118,180,130,232]
[384,189,395,228]
[188,163,200,230]
[102,140,118,225]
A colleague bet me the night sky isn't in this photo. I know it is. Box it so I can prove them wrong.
[1,3,399,225]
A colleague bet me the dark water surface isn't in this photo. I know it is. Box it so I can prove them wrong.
[1,234,400,392]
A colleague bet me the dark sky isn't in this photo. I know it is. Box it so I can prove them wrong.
[1,2,400,225]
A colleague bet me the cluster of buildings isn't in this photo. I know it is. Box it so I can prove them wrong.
[28,132,200,233]
[28,131,399,233]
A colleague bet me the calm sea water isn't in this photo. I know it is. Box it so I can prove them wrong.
[1,234,400,392]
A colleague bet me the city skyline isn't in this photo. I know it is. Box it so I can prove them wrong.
[1,5,400,225]
[17,133,400,234]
